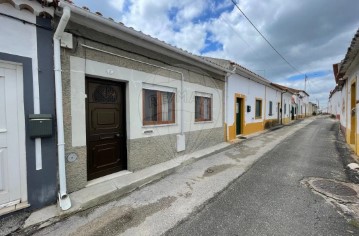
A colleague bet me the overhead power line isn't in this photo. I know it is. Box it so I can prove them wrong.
[230,0,303,75]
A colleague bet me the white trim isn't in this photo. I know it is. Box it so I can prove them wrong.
[142,83,177,93]
[195,91,212,98]
[35,139,42,170]
[15,65,28,202]
[70,57,86,147]
[32,24,42,170]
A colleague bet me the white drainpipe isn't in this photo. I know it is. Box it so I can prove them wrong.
[54,5,71,211]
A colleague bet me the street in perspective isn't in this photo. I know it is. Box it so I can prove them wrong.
[12,117,359,236]
[1,0,359,236]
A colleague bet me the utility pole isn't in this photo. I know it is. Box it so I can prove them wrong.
[304,74,307,91]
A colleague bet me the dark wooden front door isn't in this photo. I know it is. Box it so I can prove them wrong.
[86,78,127,180]
[236,98,242,135]
[291,106,295,120]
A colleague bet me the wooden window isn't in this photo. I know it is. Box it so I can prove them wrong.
[284,103,287,114]
[143,89,175,125]
[269,101,273,116]
[195,96,212,122]
[255,99,262,118]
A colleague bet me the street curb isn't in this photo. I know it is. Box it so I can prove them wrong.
[335,121,359,184]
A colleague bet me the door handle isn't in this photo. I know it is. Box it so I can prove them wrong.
[115,133,122,138]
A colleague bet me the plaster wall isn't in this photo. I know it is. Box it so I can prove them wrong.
[344,59,359,154]
[265,87,281,121]
[282,93,293,123]
[226,74,282,140]
[227,74,266,126]
[59,23,225,191]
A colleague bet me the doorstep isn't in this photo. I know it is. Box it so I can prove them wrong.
[22,142,232,231]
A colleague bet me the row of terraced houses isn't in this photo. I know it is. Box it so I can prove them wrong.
[328,29,359,158]
[0,0,315,216]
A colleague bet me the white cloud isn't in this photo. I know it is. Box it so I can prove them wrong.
[108,0,126,12]
[97,0,359,108]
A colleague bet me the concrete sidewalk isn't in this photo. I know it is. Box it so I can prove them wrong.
[3,117,315,235]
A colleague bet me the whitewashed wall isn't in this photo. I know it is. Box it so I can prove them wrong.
[282,93,293,119]
[330,91,341,117]
[265,87,281,120]
[227,74,268,126]
[0,4,39,110]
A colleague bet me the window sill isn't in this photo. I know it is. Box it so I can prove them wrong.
[142,123,177,128]
[194,120,213,124]
[254,117,262,120]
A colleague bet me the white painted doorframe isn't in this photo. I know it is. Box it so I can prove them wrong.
[0,60,28,213]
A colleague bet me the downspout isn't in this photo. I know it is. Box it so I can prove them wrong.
[264,86,267,122]
[54,5,71,211]
[224,72,232,141]
[180,72,184,135]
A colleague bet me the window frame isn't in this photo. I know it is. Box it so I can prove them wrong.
[255,98,262,119]
[142,89,176,126]
[195,95,212,122]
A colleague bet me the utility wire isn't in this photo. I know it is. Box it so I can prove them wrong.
[230,0,303,75]
[218,14,277,76]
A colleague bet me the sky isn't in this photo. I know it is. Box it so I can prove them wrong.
[73,0,359,110]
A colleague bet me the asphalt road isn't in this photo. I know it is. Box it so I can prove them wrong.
[167,118,359,236]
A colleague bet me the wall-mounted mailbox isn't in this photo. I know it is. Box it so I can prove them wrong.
[247,105,251,113]
[29,114,53,138]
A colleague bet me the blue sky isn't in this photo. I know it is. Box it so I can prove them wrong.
[287,71,332,81]
[73,0,359,109]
